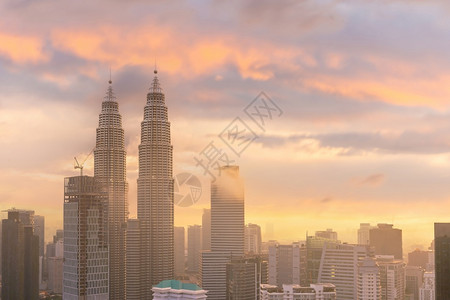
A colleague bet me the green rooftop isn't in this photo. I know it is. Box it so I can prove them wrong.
[154,280,202,291]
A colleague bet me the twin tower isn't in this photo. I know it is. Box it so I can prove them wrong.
[94,70,173,299]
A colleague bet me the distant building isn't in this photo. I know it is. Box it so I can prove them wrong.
[434,223,450,299]
[47,257,63,294]
[419,272,435,300]
[315,228,338,240]
[187,225,202,274]
[305,235,341,284]
[2,209,39,300]
[357,257,381,300]
[358,223,376,245]
[202,209,211,251]
[152,280,207,300]
[34,215,45,258]
[318,243,372,300]
[260,283,336,300]
[376,255,405,300]
[201,166,245,300]
[174,226,186,276]
[63,176,109,300]
[370,224,403,259]
[408,249,429,270]
[405,266,424,300]
[226,256,268,300]
[268,242,306,286]
[245,223,262,254]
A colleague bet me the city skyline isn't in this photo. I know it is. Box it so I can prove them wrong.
[4,1,450,253]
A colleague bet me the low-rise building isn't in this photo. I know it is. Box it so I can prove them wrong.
[152,280,207,300]
[260,283,336,300]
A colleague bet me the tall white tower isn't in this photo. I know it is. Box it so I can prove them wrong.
[137,69,174,295]
[94,79,128,300]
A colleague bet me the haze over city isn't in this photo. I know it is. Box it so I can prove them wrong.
[3,0,450,255]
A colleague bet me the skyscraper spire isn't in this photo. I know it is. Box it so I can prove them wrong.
[150,68,162,94]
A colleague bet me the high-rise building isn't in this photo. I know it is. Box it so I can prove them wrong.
[152,280,207,300]
[357,257,381,300]
[318,243,372,300]
[226,256,268,300]
[202,209,211,251]
[94,79,128,300]
[260,283,337,300]
[125,219,143,300]
[315,228,338,240]
[419,272,435,300]
[370,224,403,259]
[63,176,109,300]
[375,255,405,300]
[305,235,341,284]
[358,223,376,245]
[201,166,245,300]
[174,226,186,276]
[34,215,45,257]
[245,223,262,254]
[2,209,39,300]
[434,223,450,299]
[34,215,45,289]
[137,69,174,292]
[405,266,424,300]
[268,242,306,287]
[187,225,202,274]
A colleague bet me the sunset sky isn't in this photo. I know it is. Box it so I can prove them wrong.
[2,0,450,253]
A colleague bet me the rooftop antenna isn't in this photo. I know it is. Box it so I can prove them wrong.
[109,66,112,84]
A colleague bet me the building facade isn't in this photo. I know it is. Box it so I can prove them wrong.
[175,226,186,276]
[226,256,268,300]
[202,209,211,251]
[152,280,207,300]
[125,219,144,300]
[2,210,39,300]
[245,223,262,254]
[318,243,372,300]
[63,176,109,300]
[405,266,424,300]
[260,283,336,300]
[94,79,128,300]
[376,255,405,300]
[434,223,450,299]
[357,257,381,300]
[370,224,403,260]
[201,166,245,300]
[187,225,202,274]
[268,242,306,287]
[137,69,174,294]
[358,223,376,246]
[419,272,435,300]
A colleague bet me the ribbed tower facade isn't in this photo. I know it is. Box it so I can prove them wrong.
[94,80,128,300]
[137,70,174,296]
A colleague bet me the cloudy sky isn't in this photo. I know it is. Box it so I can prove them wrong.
[2,0,450,252]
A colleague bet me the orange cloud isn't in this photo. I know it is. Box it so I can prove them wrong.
[0,32,47,63]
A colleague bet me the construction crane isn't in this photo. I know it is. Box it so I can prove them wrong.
[74,147,95,177]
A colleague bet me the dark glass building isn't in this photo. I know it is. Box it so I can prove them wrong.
[435,223,450,300]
